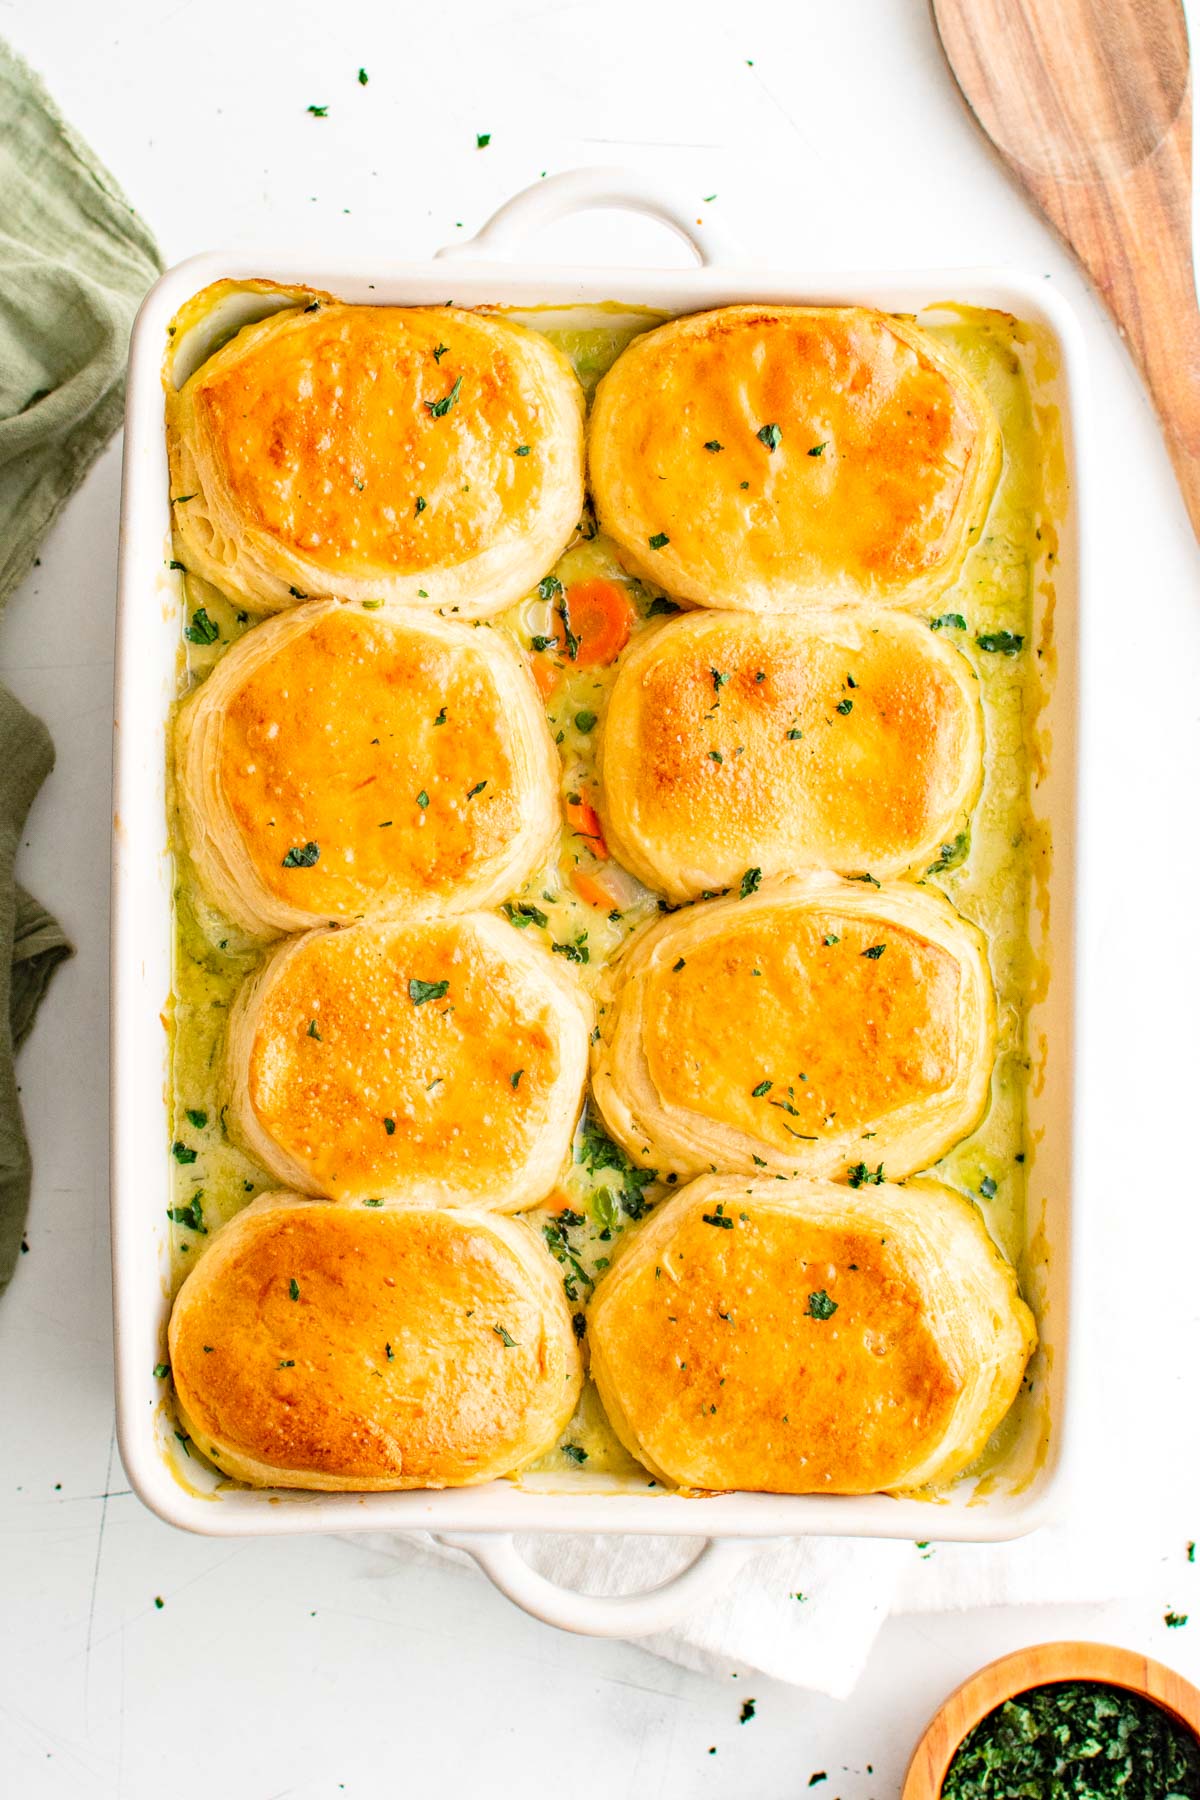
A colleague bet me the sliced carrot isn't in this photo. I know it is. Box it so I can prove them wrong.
[571,867,618,910]
[553,578,634,668]
[541,1189,575,1216]
[565,792,609,860]
[530,653,560,703]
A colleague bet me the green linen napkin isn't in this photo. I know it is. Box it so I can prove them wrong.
[0,37,162,1294]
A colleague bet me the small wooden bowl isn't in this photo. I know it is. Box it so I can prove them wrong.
[902,1640,1200,1799]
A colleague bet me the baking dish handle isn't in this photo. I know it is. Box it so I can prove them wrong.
[434,1530,758,1637]
[434,167,740,268]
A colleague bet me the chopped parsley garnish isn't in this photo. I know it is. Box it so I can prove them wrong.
[1166,1612,1189,1628]
[672,957,686,972]
[385,1342,394,1361]
[822,934,840,946]
[977,629,1024,655]
[786,727,803,739]
[739,866,762,899]
[556,600,580,661]
[930,612,967,632]
[503,900,548,929]
[171,1141,197,1166]
[807,443,827,457]
[530,634,555,651]
[647,595,680,615]
[751,1080,773,1098]
[282,841,320,868]
[167,1194,206,1232]
[979,1175,997,1200]
[708,750,723,764]
[306,104,328,117]
[185,1108,207,1130]
[289,1278,300,1300]
[806,1290,837,1320]
[433,706,447,726]
[153,1362,169,1379]
[185,607,219,646]
[416,790,429,808]
[465,780,487,800]
[702,1208,734,1229]
[847,1162,885,1187]
[510,1069,524,1089]
[861,943,886,959]
[424,374,463,418]
[414,496,426,515]
[703,440,724,452]
[739,1698,757,1723]
[476,132,491,148]
[357,67,368,84]
[552,938,589,964]
[289,586,308,599]
[575,710,596,733]
[648,532,670,550]
[835,697,853,715]
[538,574,564,601]
[492,1324,516,1347]
[408,977,449,1005]
[433,343,449,363]
[307,1019,321,1040]
[515,444,530,455]
[383,1117,396,1135]
[756,423,782,451]
[575,1113,656,1220]
[562,1444,588,1464]
[927,829,970,875]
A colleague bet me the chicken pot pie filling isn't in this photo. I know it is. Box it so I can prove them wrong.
[164,290,1055,1493]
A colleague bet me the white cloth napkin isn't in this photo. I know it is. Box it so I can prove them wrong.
[354,1491,1163,1698]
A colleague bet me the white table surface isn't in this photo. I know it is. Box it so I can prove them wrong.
[2,0,1199,1793]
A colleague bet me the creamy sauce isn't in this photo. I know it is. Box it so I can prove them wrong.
[166,304,1050,1492]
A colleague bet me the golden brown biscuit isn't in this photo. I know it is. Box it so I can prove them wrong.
[175,600,559,936]
[166,302,585,616]
[588,305,1000,612]
[591,872,994,1182]
[226,915,591,1210]
[588,1174,1035,1494]
[597,607,983,899]
[168,1194,583,1491]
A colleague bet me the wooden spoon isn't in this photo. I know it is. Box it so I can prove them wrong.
[932,0,1200,538]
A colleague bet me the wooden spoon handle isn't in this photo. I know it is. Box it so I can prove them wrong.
[1030,99,1200,536]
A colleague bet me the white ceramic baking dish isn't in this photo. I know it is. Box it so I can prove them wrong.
[111,168,1089,1638]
